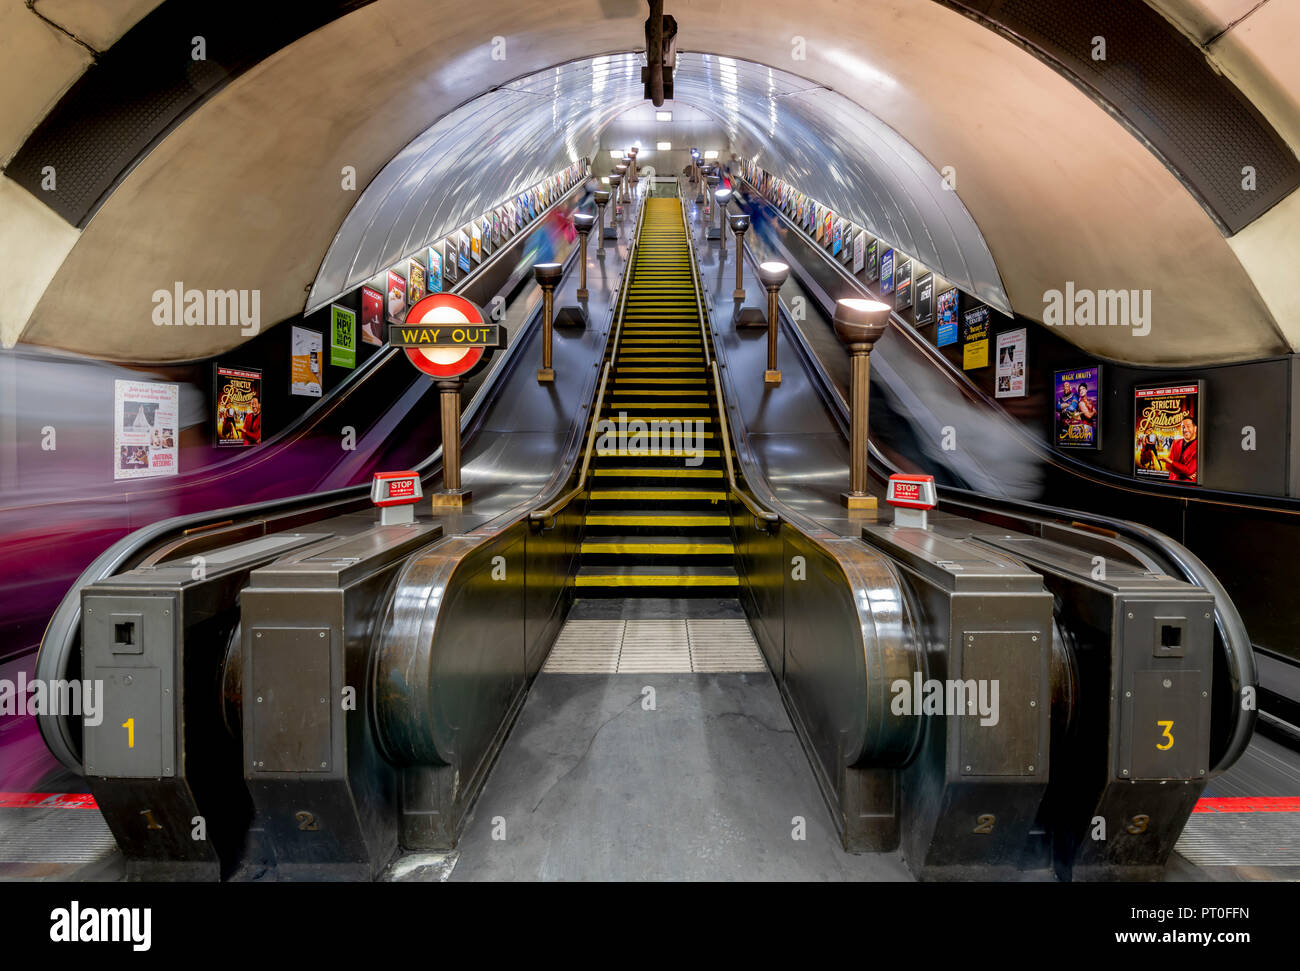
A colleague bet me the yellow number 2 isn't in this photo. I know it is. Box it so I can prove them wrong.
[1156,720,1174,750]
[122,718,135,749]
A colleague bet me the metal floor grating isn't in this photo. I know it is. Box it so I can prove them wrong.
[1175,811,1300,867]
[543,617,765,673]
[0,807,117,864]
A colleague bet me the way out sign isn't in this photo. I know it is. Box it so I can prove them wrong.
[391,293,503,379]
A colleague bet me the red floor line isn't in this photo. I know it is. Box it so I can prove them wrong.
[1192,796,1300,813]
[2,793,1297,813]
[0,791,98,809]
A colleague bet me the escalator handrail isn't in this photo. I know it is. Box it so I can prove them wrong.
[710,361,779,529]
[529,196,646,524]
[680,199,780,528]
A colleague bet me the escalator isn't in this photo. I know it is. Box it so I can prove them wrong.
[21,181,1267,883]
[578,198,737,596]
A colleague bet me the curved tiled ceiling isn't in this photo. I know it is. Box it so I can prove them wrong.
[308,52,1008,316]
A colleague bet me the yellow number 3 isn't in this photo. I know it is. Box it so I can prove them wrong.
[1156,720,1174,750]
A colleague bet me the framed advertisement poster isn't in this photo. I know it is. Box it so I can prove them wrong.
[458,230,472,274]
[865,239,879,282]
[1134,381,1202,484]
[880,248,895,295]
[427,246,443,294]
[408,258,426,305]
[894,257,913,310]
[385,270,406,322]
[961,305,990,369]
[821,210,834,246]
[290,326,323,396]
[1054,367,1101,449]
[330,304,357,369]
[995,328,1027,399]
[853,232,866,274]
[114,379,179,479]
[214,366,262,447]
[914,273,934,324]
[479,215,492,257]
[832,219,844,257]
[360,285,384,345]
[470,224,483,263]
[444,239,459,283]
[936,287,959,346]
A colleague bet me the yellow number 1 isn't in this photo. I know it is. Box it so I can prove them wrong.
[1156,720,1174,750]
[122,718,135,749]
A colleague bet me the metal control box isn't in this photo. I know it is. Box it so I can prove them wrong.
[862,525,1054,880]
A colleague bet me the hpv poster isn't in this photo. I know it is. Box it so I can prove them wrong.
[995,328,1027,399]
[1134,382,1202,484]
[214,366,262,447]
[114,379,179,480]
[330,304,357,369]
[290,326,323,396]
[360,285,384,346]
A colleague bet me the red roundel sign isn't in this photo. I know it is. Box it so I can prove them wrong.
[400,293,492,379]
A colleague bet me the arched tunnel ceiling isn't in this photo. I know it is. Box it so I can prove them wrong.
[5,0,1299,366]
[309,53,1008,317]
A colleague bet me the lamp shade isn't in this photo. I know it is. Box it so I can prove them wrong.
[758,261,790,289]
[832,297,892,347]
[533,262,564,287]
[573,212,596,232]
[728,214,750,234]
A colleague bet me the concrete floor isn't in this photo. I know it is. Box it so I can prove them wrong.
[447,670,910,881]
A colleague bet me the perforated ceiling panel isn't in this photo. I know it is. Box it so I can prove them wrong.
[943,0,1300,234]
[307,52,1009,316]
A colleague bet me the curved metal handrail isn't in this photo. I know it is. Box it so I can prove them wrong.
[679,197,779,528]
[710,361,779,528]
[529,362,611,526]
